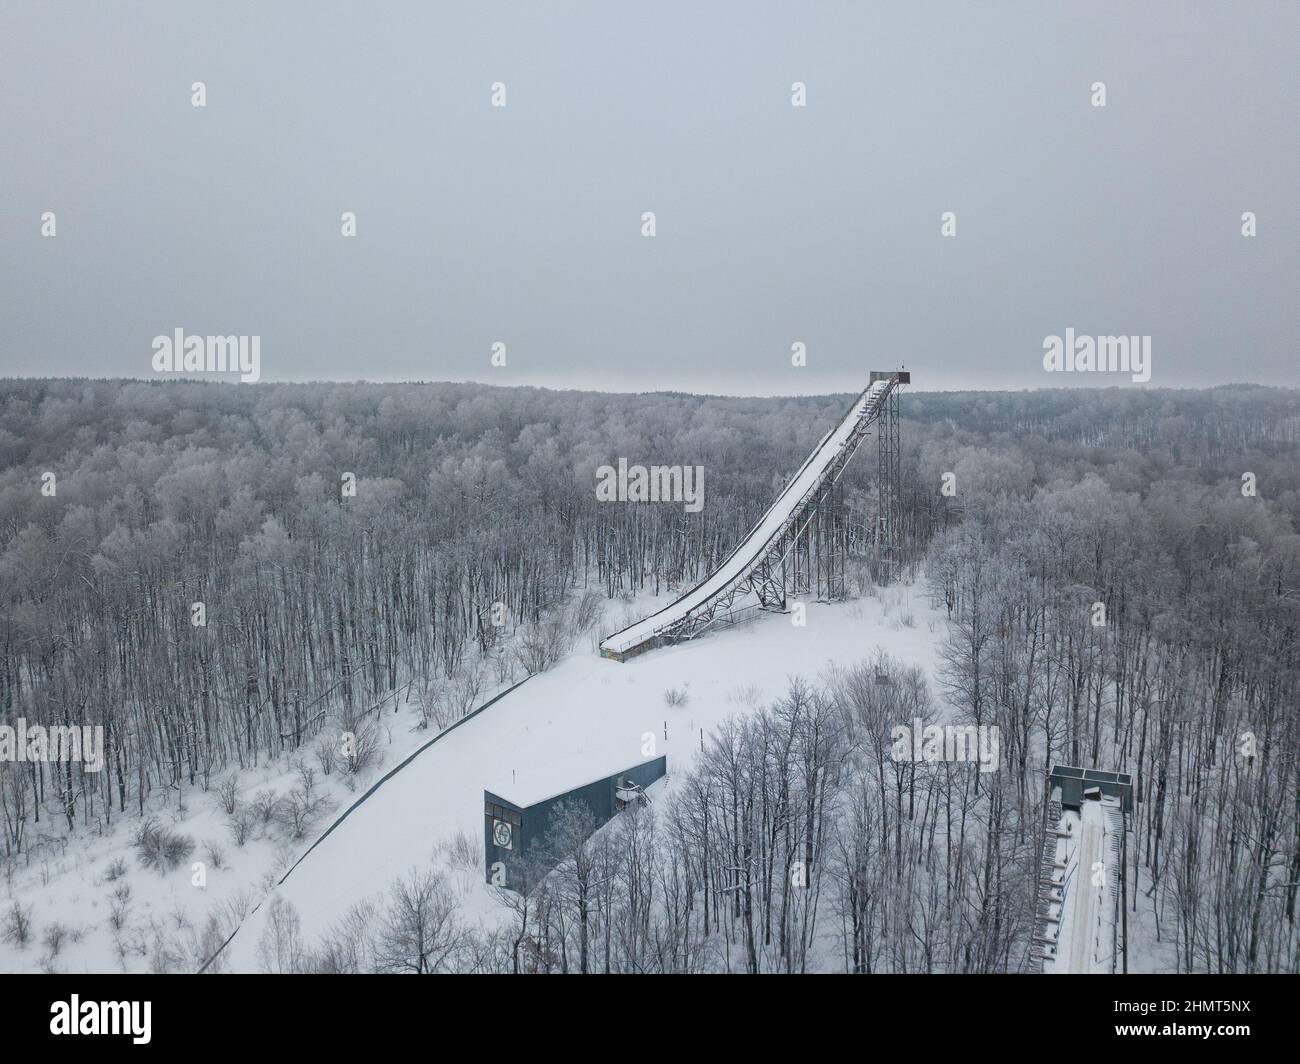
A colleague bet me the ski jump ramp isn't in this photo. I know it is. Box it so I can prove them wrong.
[1035,767,1131,973]
[600,370,909,662]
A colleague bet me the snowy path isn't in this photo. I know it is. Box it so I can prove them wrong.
[1047,798,1116,974]
[1066,806,1102,973]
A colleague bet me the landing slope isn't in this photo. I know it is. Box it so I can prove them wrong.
[219,590,939,971]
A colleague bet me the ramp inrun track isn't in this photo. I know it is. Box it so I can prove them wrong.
[600,370,907,661]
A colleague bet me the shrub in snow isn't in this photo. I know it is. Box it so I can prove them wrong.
[250,789,281,830]
[218,886,256,930]
[203,840,226,870]
[664,687,689,707]
[149,929,184,974]
[102,856,129,883]
[490,646,515,686]
[275,787,328,841]
[571,589,605,633]
[314,733,337,775]
[215,775,240,816]
[339,717,380,775]
[447,661,486,720]
[515,612,570,675]
[133,817,196,873]
[412,679,444,731]
[443,830,478,871]
[2,902,34,949]
[227,805,254,847]
[108,885,131,932]
[42,922,69,957]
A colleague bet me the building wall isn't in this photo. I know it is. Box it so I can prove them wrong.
[483,756,668,887]
[483,789,525,886]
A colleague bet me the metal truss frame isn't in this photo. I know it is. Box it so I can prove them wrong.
[641,370,908,649]
[876,381,902,580]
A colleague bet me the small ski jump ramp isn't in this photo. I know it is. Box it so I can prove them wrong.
[600,370,908,661]
[1036,767,1131,973]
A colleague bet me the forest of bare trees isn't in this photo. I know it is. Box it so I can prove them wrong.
[3,379,1298,973]
[0,379,848,852]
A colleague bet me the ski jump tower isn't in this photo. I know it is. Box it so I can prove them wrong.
[600,370,909,662]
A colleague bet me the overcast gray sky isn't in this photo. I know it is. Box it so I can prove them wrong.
[1,1,1296,394]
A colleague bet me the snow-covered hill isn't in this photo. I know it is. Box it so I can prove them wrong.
[218,585,941,971]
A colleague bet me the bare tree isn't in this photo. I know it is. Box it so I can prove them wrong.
[255,896,308,973]
[373,868,463,974]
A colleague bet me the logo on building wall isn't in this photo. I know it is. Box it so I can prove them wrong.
[492,820,513,850]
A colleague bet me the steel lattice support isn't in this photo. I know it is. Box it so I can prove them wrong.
[600,370,910,660]
[876,381,902,580]
[809,476,847,601]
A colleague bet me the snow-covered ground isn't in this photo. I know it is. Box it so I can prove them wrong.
[220,584,940,970]
[0,697,508,975]
[1,575,1180,975]
[0,582,936,975]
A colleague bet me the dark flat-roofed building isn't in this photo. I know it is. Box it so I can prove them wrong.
[484,755,668,889]
[1049,765,1133,814]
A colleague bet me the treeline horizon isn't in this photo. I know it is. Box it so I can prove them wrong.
[3,374,1295,396]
